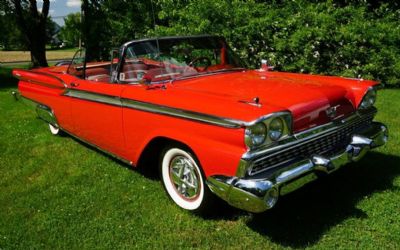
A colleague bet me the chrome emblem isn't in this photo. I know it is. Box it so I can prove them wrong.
[326,105,339,119]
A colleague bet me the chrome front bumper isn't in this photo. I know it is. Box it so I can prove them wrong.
[207,122,388,213]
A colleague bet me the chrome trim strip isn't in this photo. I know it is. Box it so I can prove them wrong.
[121,98,242,128]
[64,89,122,106]
[64,89,285,129]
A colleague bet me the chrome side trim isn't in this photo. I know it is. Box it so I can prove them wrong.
[64,89,122,106]
[64,89,284,129]
[121,98,242,128]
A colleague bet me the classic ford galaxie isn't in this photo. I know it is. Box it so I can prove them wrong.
[12,35,388,213]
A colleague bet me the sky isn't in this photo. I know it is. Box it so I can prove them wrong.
[38,0,81,26]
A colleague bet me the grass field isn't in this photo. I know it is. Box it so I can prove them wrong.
[0,50,76,63]
[0,66,399,249]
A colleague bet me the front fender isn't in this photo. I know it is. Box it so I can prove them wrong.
[123,108,246,177]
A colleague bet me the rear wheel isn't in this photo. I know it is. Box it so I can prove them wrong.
[160,145,215,213]
[48,123,62,136]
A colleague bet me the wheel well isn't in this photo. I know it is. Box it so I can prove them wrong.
[136,137,193,179]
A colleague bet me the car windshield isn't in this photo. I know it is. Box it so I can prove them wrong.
[119,36,247,83]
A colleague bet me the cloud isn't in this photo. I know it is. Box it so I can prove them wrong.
[66,0,81,8]
[38,8,54,14]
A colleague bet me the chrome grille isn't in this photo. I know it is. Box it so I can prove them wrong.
[249,112,375,176]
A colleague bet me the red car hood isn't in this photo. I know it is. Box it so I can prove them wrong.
[165,70,358,132]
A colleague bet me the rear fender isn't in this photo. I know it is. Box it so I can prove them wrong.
[13,69,68,94]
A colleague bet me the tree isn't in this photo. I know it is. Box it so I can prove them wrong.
[59,12,81,48]
[82,0,110,61]
[81,0,154,61]
[10,0,51,67]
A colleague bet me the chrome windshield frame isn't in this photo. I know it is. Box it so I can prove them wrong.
[116,35,248,84]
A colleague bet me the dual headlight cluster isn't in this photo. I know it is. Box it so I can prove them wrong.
[359,87,377,110]
[245,114,291,149]
[245,87,376,149]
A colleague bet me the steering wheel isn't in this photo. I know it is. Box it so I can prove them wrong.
[188,56,212,72]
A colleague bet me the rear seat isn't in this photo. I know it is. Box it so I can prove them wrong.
[86,67,110,82]
[86,74,110,82]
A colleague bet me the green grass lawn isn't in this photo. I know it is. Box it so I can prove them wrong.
[0,66,399,249]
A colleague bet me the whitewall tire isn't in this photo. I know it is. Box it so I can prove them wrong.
[160,147,206,211]
[49,123,61,135]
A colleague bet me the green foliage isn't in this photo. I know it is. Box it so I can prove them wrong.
[81,0,154,61]
[76,0,400,86]
[0,2,25,50]
[150,0,400,87]
[102,0,153,45]
[59,13,81,48]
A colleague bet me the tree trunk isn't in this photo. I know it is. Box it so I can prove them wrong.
[29,21,48,67]
[12,0,50,68]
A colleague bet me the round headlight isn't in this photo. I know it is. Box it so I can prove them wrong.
[269,117,284,141]
[359,88,377,109]
[245,122,267,147]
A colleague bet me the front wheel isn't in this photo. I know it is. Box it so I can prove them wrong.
[160,146,215,213]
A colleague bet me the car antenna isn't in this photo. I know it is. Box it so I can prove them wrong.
[150,0,168,89]
[150,0,160,53]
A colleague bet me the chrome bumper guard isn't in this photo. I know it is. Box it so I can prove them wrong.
[207,122,388,213]
[11,91,59,127]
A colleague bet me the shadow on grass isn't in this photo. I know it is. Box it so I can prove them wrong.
[0,66,19,89]
[63,133,399,247]
[244,151,400,248]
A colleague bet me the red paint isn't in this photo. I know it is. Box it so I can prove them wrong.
[12,64,378,177]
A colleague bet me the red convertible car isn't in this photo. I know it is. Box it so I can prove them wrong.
[12,35,388,213]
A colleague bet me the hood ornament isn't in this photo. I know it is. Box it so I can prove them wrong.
[239,97,261,107]
[259,59,274,72]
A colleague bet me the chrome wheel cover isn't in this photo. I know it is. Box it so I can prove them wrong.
[169,155,201,200]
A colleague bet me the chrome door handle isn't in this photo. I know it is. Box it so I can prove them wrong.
[70,82,79,87]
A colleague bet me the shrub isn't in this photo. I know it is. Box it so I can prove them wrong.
[151,0,400,87]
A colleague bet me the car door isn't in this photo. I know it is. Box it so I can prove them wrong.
[64,50,128,160]
[67,79,127,159]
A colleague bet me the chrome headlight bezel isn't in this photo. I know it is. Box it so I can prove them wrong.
[245,122,267,148]
[268,117,284,141]
[244,112,292,149]
[359,87,377,110]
